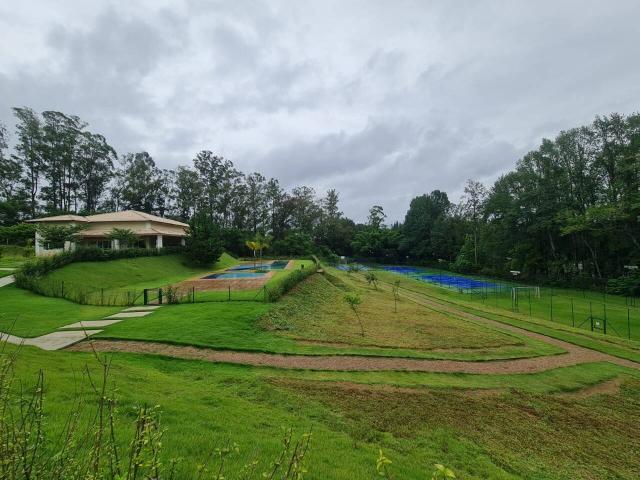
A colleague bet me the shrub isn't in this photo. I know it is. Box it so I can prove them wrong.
[265,264,316,302]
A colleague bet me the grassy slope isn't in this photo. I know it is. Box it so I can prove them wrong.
[373,269,640,363]
[97,273,560,360]
[0,270,13,278]
[0,284,120,336]
[374,266,640,340]
[6,345,640,479]
[43,252,238,291]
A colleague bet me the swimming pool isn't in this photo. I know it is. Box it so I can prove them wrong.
[202,272,267,279]
[228,260,289,271]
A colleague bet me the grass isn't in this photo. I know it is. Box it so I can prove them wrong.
[371,268,640,363]
[0,270,14,278]
[0,284,119,337]
[95,272,561,360]
[43,252,238,291]
[0,245,32,267]
[374,265,640,340]
[4,345,640,479]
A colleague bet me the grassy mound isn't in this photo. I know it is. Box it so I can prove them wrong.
[258,272,557,355]
[42,252,237,291]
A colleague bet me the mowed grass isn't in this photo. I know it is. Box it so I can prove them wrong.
[0,284,119,336]
[372,269,640,363]
[0,245,33,268]
[43,252,238,292]
[97,272,561,360]
[5,345,640,479]
[375,266,640,340]
[0,270,14,278]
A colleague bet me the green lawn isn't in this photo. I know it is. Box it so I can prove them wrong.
[370,268,640,363]
[43,252,238,291]
[0,284,119,337]
[96,272,561,360]
[0,270,14,278]
[0,245,32,268]
[4,345,640,479]
[372,266,640,341]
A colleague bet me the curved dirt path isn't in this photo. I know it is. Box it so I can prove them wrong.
[68,284,640,374]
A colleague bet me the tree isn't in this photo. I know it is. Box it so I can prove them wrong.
[36,223,85,249]
[174,166,201,221]
[461,179,487,265]
[245,233,270,268]
[116,152,163,213]
[183,212,223,267]
[364,271,378,290]
[12,107,43,218]
[343,293,364,336]
[367,205,386,229]
[107,228,139,249]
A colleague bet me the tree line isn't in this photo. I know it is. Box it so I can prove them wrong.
[1,107,639,285]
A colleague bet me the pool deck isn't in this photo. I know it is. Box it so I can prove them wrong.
[175,259,295,293]
[179,270,275,292]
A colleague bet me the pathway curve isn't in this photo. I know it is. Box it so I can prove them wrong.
[68,287,640,373]
[0,275,15,288]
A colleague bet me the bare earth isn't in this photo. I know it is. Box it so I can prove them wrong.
[68,283,640,374]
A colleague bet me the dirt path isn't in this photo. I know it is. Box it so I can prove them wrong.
[67,284,640,374]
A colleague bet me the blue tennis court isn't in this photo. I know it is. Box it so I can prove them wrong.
[418,274,495,290]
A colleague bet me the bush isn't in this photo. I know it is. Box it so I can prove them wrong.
[265,263,316,302]
[607,271,640,296]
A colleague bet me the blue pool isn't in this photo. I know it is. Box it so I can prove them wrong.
[202,272,267,279]
[228,260,289,271]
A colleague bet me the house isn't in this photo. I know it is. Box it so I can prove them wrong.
[27,210,189,256]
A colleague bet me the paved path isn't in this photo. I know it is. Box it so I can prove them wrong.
[0,304,158,351]
[0,275,15,288]
[2,330,103,350]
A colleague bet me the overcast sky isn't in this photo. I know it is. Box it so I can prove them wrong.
[1,1,639,222]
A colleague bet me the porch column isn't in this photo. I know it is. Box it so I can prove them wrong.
[112,239,120,250]
[35,231,42,256]
[156,234,163,249]
[180,238,186,246]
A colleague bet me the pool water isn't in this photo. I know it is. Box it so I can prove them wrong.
[229,260,289,271]
[202,272,267,279]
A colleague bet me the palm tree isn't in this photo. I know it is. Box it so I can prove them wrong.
[245,234,271,268]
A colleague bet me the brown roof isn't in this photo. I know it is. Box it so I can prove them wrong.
[27,214,89,223]
[81,227,187,237]
[27,210,188,227]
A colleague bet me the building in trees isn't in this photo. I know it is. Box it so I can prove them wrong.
[28,210,188,256]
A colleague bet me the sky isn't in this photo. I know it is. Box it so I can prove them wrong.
[1,0,639,222]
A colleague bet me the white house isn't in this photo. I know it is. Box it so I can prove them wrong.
[27,210,189,256]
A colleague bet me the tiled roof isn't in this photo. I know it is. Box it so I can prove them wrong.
[27,210,188,227]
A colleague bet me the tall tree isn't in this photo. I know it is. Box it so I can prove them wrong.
[12,107,43,218]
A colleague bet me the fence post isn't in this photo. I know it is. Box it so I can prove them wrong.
[101,288,104,305]
[628,308,631,340]
[228,285,231,301]
[143,289,148,306]
[61,281,65,298]
[571,298,575,327]
[603,303,607,335]
[158,288,163,305]
[589,302,593,331]
[550,295,553,322]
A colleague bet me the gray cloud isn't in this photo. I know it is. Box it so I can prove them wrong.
[1,0,639,222]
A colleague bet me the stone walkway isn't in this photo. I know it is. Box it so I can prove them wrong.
[0,304,160,350]
[0,275,15,288]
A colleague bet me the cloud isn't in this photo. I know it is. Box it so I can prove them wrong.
[1,0,639,221]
